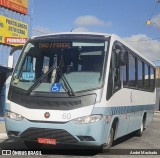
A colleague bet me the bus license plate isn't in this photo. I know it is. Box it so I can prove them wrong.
[38,138,56,145]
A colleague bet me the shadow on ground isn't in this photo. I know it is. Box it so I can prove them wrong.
[0,131,141,156]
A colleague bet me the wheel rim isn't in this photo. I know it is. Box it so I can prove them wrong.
[103,129,112,149]
[108,132,112,144]
[140,121,144,132]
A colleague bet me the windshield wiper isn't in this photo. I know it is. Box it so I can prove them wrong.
[25,65,56,95]
[25,65,75,96]
[57,67,75,96]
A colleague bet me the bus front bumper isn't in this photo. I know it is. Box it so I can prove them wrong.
[5,117,109,147]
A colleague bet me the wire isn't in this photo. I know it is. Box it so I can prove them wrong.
[32,29,50,34]
[149,2,159,19]
[125,37,160,42]
[126,42,160,48]
[134,2,159,35]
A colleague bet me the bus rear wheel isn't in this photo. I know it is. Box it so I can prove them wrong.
[24,141,43,149]
[101,127,114,153]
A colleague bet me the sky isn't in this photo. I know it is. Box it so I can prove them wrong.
[32,0,160,66]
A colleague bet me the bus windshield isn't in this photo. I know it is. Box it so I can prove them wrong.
[11,39,108,93]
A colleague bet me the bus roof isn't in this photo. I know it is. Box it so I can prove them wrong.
[31,32,155,67]
[31,32,111,39]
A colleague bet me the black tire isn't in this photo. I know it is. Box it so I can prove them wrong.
[136,119,145,137]
[24,141,43,149]
[101,127,114,153]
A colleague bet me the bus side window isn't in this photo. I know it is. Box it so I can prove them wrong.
[107,55,113,100]
[107,51,121,100]
[144,64,149,89]
[150,67,155,91]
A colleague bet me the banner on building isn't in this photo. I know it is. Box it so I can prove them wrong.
[0,15,28,46]
[0,0,28,15]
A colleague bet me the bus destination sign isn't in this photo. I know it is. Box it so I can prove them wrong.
[38,42,71,49]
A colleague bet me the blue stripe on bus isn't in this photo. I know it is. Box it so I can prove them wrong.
[111,104,154,115]
[92,104,155,115]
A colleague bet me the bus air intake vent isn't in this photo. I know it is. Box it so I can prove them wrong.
[20,128,78,144]
[20,98,81,106]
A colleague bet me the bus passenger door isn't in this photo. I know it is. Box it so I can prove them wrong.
[107,43,130,139]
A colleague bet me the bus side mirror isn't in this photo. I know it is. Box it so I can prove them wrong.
[114,44,128,66]
[120,50,128,66]
[8,55,14,68]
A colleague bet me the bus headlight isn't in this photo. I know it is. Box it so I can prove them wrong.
[5,110,24,121]
[72,115,103,124]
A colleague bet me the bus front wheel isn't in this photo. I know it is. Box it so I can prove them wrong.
[101,127,114,153]
[136,118,145,137]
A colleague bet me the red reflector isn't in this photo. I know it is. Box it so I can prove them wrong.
[106,116,111,123]
[38,138,56,145]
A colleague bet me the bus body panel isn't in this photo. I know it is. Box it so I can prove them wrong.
[5,113,109,146]
[6,102,94,122]
[5,33,156,148]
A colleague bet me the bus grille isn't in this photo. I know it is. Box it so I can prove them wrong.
[20,128,78,144]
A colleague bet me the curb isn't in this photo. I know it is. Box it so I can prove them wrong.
[0,133,8,140]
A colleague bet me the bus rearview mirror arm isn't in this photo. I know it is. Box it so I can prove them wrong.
[8,55,14,69]
[8,45,23,69]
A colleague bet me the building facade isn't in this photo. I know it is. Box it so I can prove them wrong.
[0,0,32,66]
[0,0,33,116]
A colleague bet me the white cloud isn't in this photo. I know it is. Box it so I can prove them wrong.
[72,27,88,32]
[123,34,160,62]
[32,26,55,36]
[74,15,112,27]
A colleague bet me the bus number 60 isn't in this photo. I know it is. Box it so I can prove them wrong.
[62,113,71,120]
